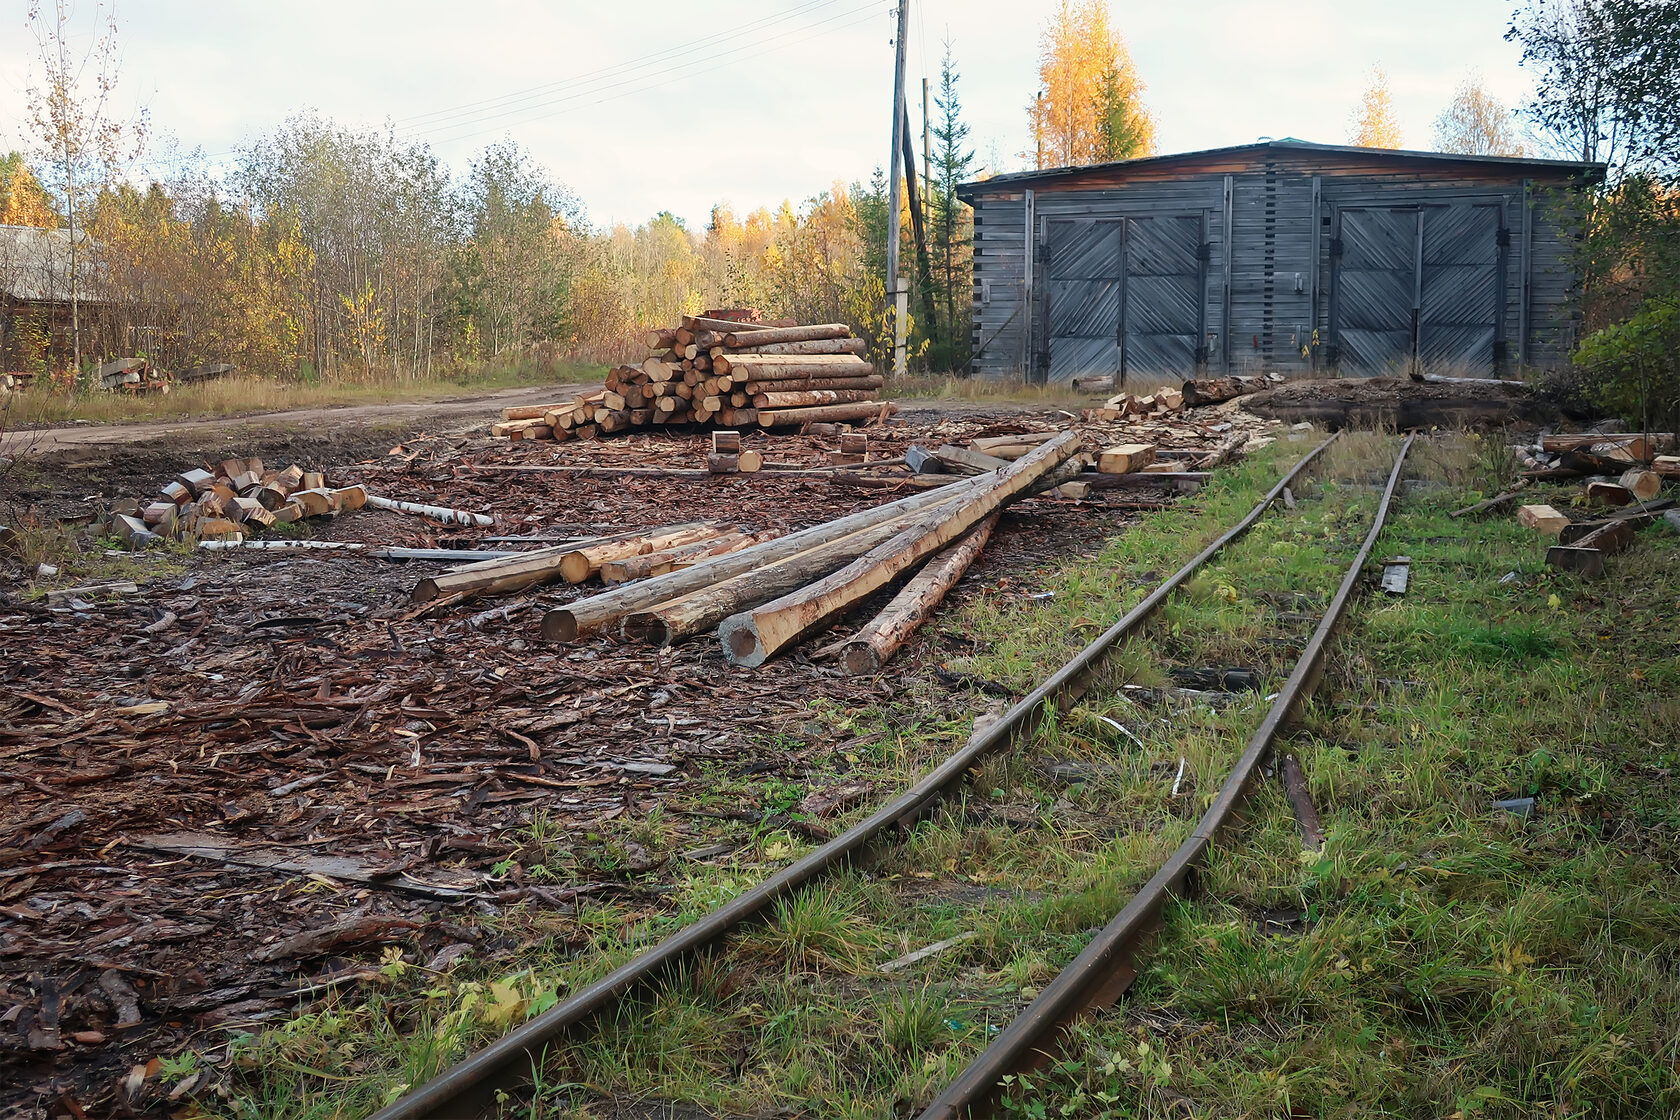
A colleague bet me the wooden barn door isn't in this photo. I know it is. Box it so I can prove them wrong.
[1045,220,1123,384]
[1332,204,1504,375]
[1121,215,1204,380]
[1418,203,1502,371]
[1045,216,1204,384]
[1332,207,1419,374]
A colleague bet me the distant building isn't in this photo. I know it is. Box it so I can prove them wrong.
[0,224,102,372]
[958,140,1605,382]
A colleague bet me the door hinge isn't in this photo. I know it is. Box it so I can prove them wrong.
[1497,227,1511,247]
[1197,242,1212,262]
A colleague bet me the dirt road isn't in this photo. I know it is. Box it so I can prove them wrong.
[0,382,594,456]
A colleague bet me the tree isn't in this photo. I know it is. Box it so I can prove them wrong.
[1349,66,1404,148]
[0,154,58,227]
[24,1,146,375]
[1433,75,1525,156]
[1507,0,1680,173]
[1027,0,1157,168]
[929,40,976,370]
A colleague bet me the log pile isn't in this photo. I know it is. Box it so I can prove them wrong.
[490,315,894,441]
[501,433,1085,668]
[94,457,496,549]
[1513,431,1677,510]
[1,371,37,391]
[98,357,171,394]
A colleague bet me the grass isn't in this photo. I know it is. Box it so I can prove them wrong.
[186,429,1680,1119]
[0,359,604,427]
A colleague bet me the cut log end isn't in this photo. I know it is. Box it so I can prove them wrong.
[839,644,881,675]
[719,616,766,666]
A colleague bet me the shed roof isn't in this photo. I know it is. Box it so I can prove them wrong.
[959,139,1606,199]
[0,224,98,303]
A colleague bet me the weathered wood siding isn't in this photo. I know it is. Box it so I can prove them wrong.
[966,146,1592,381]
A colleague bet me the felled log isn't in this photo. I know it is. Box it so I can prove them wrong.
[1540,432,1675,456]
[717,338,867,357]
[366,494,494,528]
[751,388,879,409]
[713,354,873,379]
[558,522,729,583]
[759,401,896,427]
[932,445,1011,475]
[598,530,766,584]
[541,480,982,641]
[1561,444,1639,474]
[722,323,850,347]
[748,374,884,394]
[1450,490,1521,519]
[1182,375,1268,406]
[840,513,999,675]
[716,432,1081,666]
[1557,500,1674,544]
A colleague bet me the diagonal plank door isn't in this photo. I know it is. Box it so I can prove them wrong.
[1046,220,1123,383]
[1419,203,1501,371]
[1121,215,1202,379]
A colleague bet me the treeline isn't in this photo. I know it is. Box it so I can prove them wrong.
[2,51,977,384]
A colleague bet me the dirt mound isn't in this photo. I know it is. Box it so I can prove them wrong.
[1240,376,1560,430]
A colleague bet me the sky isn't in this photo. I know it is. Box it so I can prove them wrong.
[0,0,1539,231]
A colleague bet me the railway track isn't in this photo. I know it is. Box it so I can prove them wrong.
[369,432,1414,1120]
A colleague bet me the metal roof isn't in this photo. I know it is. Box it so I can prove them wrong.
[0,224,98,303]
[959,139,1606,196]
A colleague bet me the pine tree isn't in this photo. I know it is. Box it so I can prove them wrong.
[930,40,976,370]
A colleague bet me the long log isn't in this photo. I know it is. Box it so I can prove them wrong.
[749,374,885,394]
[722,323,850,347]
[366,494,494,528]
[620,506,976,647]
[758,401,897,427]
[681,315,779,334]
[716,432,1081,666]
[714,354,873,378]
[598,531,768,584]
[558,523,732,584]
[412,523,711,603]
[1539,432,1676,455]
[717,338,867,357]
[1181,375,1269,406]
[752,389,880,408]
[840,513,999,675]
[540,478,985,641]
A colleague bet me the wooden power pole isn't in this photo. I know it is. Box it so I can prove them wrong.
[885,0,909,378]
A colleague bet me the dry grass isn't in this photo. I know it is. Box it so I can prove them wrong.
[0,363,602,427]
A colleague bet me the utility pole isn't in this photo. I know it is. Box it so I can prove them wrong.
[885,0,909,378]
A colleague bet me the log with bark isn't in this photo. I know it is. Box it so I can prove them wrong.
[839,513,999,675]
[539,480,985,641]
[1181,375,1268,406]
[715,432,1081,666]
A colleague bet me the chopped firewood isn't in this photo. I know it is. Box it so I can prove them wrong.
[1586,481,1634,508]
[838,433,868,456]
[1097,443,1156,473]
[707,453,739,474]
[933,445,1010,475]
[1517,504,1570,534]
[1619,468,1661,500]
[711,430,741,454]
[738,450,764,473]
[1546,520,1640,577]
[1653,455,1680,478]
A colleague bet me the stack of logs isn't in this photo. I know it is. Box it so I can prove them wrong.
[97,459,494,549]
[1,371,36,392]
[413,433,1088,671]
[490,317,893,441]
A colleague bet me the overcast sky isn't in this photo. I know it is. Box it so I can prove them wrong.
[0,1,1537,230]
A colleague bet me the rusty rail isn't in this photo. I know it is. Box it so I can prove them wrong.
[366,436,1341,1120]
[916,433,1415,1120]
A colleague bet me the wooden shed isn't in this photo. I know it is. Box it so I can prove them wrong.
[959,140,1604,383]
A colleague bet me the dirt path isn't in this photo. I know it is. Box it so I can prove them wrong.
[0,382,595,456]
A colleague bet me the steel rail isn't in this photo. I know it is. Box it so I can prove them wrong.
[367,436,1340,1120]
[917,433,1416,1120]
